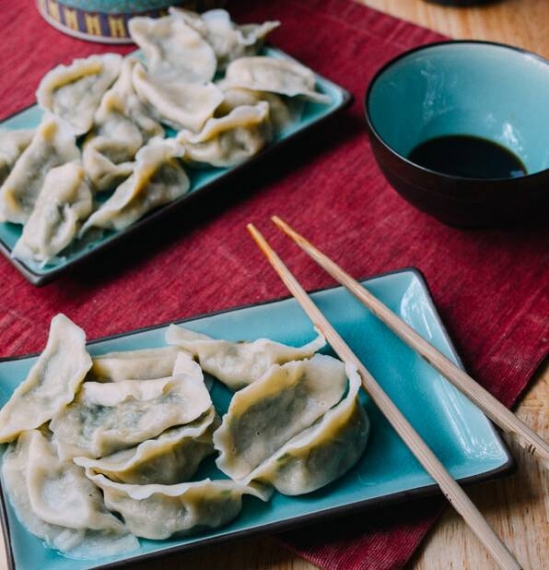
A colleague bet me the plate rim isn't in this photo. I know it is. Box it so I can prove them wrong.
[0,266,515,570]
[0,47,353,287]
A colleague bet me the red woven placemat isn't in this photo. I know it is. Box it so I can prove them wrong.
[1,1,548,568]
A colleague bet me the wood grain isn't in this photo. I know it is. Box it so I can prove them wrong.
[0,2,547,570]
[412,367,549,570]
[362,0,549,58]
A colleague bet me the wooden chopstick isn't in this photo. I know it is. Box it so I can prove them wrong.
[247,223,522,570]
[271,215,549,468]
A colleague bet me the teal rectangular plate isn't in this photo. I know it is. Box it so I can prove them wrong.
[0,268,513,570]
[0,46,351,286]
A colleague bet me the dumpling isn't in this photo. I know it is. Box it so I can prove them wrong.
[0,314,91,443]
[0,128,35,186]
[85,471,270,540]
[36,54,122,135]
[165,324,325,390]
[91,346,182,381]
[11,162,93,265]
[74,407,218,485]
[94,57,164,142]
[213,354,348,479]
[215,84,301,132]
[170,8,279,70]
[83,57,164,192]
[128,15,216,82]
[80,137,189,234]
[243,364,369,495]
[224,56,331,103]
[133,63,224,132]
[82,137,135,193]
[176,102,272,168]
[0,116,80,224]
[50,353,212,458]
[2,430,138,559]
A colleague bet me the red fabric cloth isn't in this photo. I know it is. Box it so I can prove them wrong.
[1,1,548,569]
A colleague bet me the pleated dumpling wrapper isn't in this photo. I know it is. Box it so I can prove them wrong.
[170,8,280,70]
[0,128,35,186]
[242,363,369,495]
[91,346,182,381]
[50,352,212,459]
[0,116,80,224]
[133,62,224,132]
[165,324,326,390]
[80,137,189,234]
[0,314,91,443]
[215,84,300,133]
[83,56,164,192]
[74,407,218,485]
[214,353,351,480]
[128,15,216,82]
[177,102,272,168]
[85,470,271,540]
[2,430,139,559]
[11,162,93,266]
[223,56,331,104]
[36,54,122,136]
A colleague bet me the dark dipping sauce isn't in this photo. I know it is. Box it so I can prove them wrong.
[408,135,527,179]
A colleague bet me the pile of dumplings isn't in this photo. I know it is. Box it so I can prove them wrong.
[0,314,369,560]
[0,8,330,267]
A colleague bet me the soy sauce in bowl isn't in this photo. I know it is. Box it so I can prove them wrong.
[408,135,527,179]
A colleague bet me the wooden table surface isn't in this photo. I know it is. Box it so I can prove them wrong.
[1,1,547,569]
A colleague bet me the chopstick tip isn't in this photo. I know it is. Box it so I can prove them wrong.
[271,215,292,235]
[246,222,263,244]
[246,223,274,260]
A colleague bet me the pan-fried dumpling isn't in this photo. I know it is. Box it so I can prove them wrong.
[243,365,369,495]
[0,116,80,224]
[74,407,218,485]
[0,128,35,186]
[215,84,301,132]
[213,354,348,479]
[177,102,272,168]
[166,324,325,390]
[91,346,182,381]
[133,63,223,132]
[170,8,279,70]
[83,57,164,192]
[128,15,216,82]
[0,314,91,443]
[224,56,331,104]
[2,430,138,559]
[85,471,270,540]
[36,54,122,135]
[80,137,189,234]
[50,353,212,458]
[11,162,93,265]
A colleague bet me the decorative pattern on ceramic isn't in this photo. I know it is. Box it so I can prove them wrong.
[35,0,225,44]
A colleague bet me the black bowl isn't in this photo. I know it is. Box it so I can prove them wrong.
[364,41,549,227]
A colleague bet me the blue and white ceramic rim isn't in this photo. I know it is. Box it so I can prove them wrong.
[364,40,549,181]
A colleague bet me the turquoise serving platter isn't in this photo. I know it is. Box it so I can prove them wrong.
[0,268,513,570]
[0,46,351,286]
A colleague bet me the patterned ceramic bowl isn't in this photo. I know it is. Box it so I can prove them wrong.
[36,0,225,43]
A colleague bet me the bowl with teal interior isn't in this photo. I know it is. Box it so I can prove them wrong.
[364,41,549,227]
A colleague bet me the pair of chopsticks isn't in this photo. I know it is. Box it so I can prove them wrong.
[247,216,549,570]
